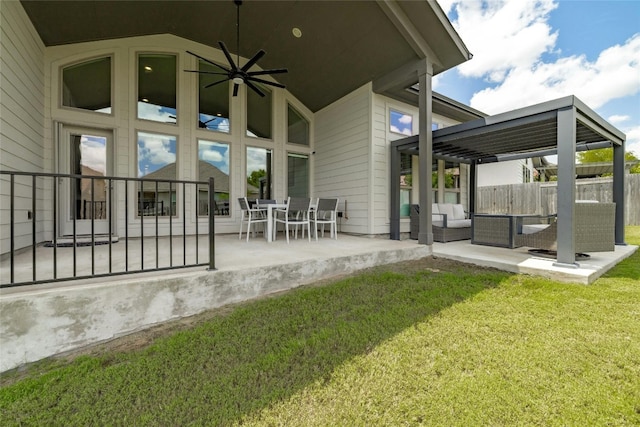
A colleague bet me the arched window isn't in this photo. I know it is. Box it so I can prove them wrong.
[62,56,112,113]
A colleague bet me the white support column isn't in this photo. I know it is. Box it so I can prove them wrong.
[418,60,433,245]
[554,107,578,267]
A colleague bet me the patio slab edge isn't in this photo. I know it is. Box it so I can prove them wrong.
[0,243,430,373]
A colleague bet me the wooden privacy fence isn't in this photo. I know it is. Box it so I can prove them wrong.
[476,174,640,225]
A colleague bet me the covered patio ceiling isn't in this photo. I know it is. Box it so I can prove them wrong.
[20,0,471,113]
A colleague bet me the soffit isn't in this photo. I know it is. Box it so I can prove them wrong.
[20,0,468,113]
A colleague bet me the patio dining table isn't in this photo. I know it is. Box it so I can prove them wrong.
[265,203,288,242]
[264,199,318,242]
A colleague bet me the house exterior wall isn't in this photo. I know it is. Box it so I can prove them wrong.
[477,159,532,187]
[2,21,316,253]
[0,1,46,254]
[314,84,372,234]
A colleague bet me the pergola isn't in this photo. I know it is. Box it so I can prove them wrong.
[390,95,627,267]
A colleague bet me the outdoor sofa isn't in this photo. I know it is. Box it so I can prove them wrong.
[411,203,471,242]
[515,201,616,253]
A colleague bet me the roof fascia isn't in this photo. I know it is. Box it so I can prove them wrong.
[377,0,443,66]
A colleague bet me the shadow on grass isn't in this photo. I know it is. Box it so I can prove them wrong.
[0,261,510,425]
[601,244,640,281]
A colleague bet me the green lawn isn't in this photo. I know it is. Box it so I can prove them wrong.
[1,227,639,426]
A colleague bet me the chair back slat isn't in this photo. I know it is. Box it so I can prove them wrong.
[288,197,311,212]
[317,198,338,212]
[238,197,248,211]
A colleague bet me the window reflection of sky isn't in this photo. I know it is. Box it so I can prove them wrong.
[246,146,269,176]
[198,114,229,133]
[137,132,177,177]
[80,135,107,174]
[138,102,177,124]
[390,110,413,136]
[198,141,229,174]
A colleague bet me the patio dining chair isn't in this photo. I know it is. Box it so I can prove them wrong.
[273,197,312,243]
[238,197,268,241]
[312,198,339,240]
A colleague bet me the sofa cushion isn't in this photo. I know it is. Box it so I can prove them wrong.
[447,219,471,228]
[452,204,466,220]
[521,224,550,234]
[431,204,439,213]
[438,203,454,220]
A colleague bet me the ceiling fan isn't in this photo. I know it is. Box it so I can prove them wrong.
[185,0,287,97]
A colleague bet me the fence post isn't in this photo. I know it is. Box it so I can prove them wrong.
[208,177,216,270]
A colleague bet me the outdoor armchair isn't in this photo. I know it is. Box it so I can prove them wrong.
[312,198,339,240]
[238,197,268,241]
[273,197,312,243]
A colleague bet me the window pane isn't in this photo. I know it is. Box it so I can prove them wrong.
[198,59,230,133]
[400,153,412,217]
[62,57,111,113]
[198,140,230,216]
[390,110,412,136]
[246,83,272,139]
[246,147,272,199]
[138,54,177,123]
[287,104,309,146]
[287,153,308,197]
[137,132,177,216]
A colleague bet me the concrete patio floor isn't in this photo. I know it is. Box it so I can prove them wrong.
[1,232,636,372]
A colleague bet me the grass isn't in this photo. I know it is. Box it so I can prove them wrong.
[1,228,639,426]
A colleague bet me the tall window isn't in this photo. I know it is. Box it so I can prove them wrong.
[137,132,177,216]
[62,57,112,113]
[246,83,272,139]
[287,153,309,197]
[198,59,230,133]
[390,109,413,136]
[287,104,309,146]
[198,140,230,216]
[246,147,272,199]
[138,54,177,124]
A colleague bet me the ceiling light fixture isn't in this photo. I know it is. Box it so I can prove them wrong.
[292,28,302,38]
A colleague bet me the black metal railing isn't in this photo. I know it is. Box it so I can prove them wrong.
[0,171,216,288]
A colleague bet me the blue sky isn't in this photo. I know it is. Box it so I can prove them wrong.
[434,0,640,158]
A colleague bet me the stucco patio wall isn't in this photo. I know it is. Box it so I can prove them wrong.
[0,241,430,372]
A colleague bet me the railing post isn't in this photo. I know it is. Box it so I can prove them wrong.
[208,177,216,270]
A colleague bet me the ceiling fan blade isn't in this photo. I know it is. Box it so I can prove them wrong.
[184,70,229,76]
[233,83,239,97]
[218,41,238,70]
[186,50,230,73]
[246,76,285,89]
[204,79,229,89]
[245,80,265,97]
[240,50,265,72]
[247,68,288,76]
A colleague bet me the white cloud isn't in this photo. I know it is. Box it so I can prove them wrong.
[80,136,106,174]
[450,0,558,82]
[138,133,176,168]
[444,1,640,117]
[469,34,640,114]
[200,149,223,163]
[609,115,630,124]
[624,125,640,157]
[398,114,413,124]
[390,125,412,136]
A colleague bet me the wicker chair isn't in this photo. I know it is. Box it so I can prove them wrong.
[411,204,471,243]
[515,202,615,253]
